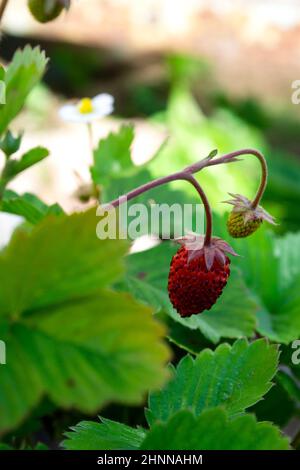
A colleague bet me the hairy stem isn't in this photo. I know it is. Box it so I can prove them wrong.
[0,0,9,23]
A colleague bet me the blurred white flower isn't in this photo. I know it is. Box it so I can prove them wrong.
[59,94,114,123]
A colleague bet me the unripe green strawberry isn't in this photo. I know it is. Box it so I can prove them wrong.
[224,193,276,239]
[227,211,262,238]
[28,0,69,23]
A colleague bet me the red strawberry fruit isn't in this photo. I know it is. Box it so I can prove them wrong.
[168,233,237,317]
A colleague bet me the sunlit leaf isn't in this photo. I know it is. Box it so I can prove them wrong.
[0,209,170,434]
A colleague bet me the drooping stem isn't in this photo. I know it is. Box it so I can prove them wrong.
[105,147,268,243]
[0,0,9,23]
[250,152,268,209]
[107,169,215,246]
[214,148,268,209]
[107,151,240,209]
[183,174,212,246]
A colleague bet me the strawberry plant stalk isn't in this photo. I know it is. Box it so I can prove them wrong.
[106,148,268,244]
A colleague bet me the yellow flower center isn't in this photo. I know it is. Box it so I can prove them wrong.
[78,98,93,114]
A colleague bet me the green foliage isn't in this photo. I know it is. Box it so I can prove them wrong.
[140,409,289,450]
[0,147,49,192]
[146,339,278,425]
[2,43,300,451]
[11,147,49,175]
[0,46,48,135]
[64,418,145,450]
[0,209,170,434]
[91,125,135,186]
[0,131,22,157]
[1,190,64,224]
[148,86,264,208]
[64,340,288,451]
[229,228,300,343]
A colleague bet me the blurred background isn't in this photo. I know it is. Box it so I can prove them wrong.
[1,0,300,238]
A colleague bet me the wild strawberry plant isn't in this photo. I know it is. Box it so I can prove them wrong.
[0,0,300,452]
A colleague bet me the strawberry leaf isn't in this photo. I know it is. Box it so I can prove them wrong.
[227,228,300,343]
[91,125,135,186]
[146,338,278,425]
[140,409,290,450]
[1,190,64,224]
[0,46,48,135]
[63,418,145,450]
[0,209,170,434]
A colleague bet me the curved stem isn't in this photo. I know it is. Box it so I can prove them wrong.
[216,148,268,209]
[105,147,267,242]
[0,0,9,23]
[182,174,212,245]
[107,171,213,245]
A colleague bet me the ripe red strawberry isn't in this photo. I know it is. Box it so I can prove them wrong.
[224,193,276,238]
[168,234,237,317]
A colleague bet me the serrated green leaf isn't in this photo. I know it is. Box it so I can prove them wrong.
[0,209,128,315]
[91,125,135,185]
[228,228,300,343]
[146,338,278,425]
[1,190,64,224]
[124,241,257,343]
[0,46,48,135]
[140,409,290,450]
[63,417,145,450]
[0,209,170,434]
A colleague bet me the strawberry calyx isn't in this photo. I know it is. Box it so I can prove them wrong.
[224,193,276,225]
[174,232,238,270]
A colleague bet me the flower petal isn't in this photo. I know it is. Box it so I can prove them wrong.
[92,93,114,117]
